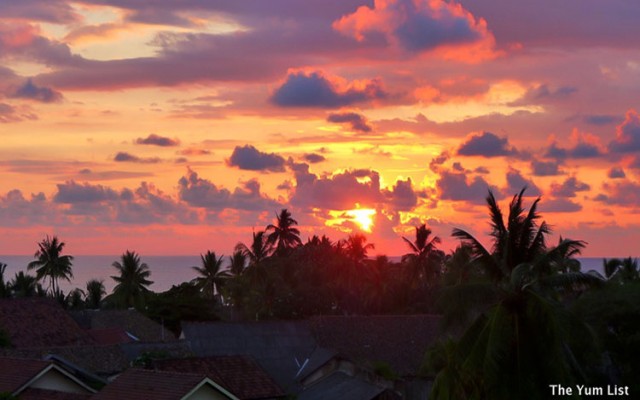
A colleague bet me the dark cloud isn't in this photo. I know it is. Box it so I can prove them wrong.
[0,189,54,226]
[429,151,450,172]
[609,109,640,153]
[383,178,418,211]
[505,169,541,196]
[327,111,372,132]
[334,0,492,52]
[457,131,516,157]
[290,166,384,210]
[539,198,582,213]
[594,180,640,207]
[135,133,180,147]
[54,181,118,203]
[608,167,626,179]
[227,145,285,172]
[113,152,161,164]
[303,153,326,163]
[436,170,498,204]
[0,1,80,24]
[550,177,591,198]
[178,168,279,211]
[531,160,562,176]
[583,114,619,126]
[511,84,577,106]
[10,79,63,103]
[0,103,21,123]
[545,132,605,159]
[179,147,211,156]
[271,70,386,108]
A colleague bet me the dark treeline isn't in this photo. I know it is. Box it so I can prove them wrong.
[0,190,638,399]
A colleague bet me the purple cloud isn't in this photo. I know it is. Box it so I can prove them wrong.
[327,111,372,132]
[135,133,180,147]
[271,70,386,108]
[457,131,516,157]
[436,170,498,204]
[608,167,626,179]
[227,145,285,172]
[531,160,562,176]
[550,177,591,198]
[303,153,326,163]
[10,79,63,103]
[609,109,640,153]
[113,152,161,164]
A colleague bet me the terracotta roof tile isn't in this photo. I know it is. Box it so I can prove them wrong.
[92,369,213,400]
[309,315,442,376]
[0,357,49,393]
[0,298,94,348]
[153,356,285,399]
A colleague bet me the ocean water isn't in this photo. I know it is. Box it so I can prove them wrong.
[0,255,614,294]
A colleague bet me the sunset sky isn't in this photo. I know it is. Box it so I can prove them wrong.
[1,0,640,257]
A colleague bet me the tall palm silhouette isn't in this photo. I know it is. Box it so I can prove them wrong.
[401,224,444,286]
[430,189,602,400]
[27,235,73,296]
[111,251,153,309]
[235,230,273,268]
[266,209,302,255]
[192,251,229,301]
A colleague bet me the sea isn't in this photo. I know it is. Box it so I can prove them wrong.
[0,255,615,294]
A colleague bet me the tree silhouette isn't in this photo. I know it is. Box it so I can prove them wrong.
[85,279,106,309]
[266,209,302,256]
[192,251,230,302]
[27,235,73,296]
[111,251,153,309]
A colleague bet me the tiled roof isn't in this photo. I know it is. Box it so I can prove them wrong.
[0,298,94,348]
[153,356,285,399]
[19,388,93,400]
[0,344,130,377]
[87,328,134,346]
[69,310,172,342]
[309,315,442,376]
[92,369,231,400]
[181,321,316,392]
[0,357,49,393]
[296,371,385,400]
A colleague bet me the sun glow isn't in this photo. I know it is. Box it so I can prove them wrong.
[345,208,376,232]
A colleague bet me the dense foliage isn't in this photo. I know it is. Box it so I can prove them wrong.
[1,196,638,398]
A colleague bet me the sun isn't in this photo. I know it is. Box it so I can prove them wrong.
[345,208,376,232]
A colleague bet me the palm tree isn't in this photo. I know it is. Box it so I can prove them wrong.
[85,279,106,309]
[342,233,375,265]
[228,250,247,277]
[27,235,73,296]
[10,271,39,297]
[235,230,273,268]
[430,189,602,400]
[401,224,444,286]
[192,251,230,302]
[111,251,153,309]
[266,209,302,255]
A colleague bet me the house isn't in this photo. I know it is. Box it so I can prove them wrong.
[180,321,316,393]
[70,309,173,342]
[0,357,96,399]
[0,298,94,348]
[152,355,286,399]
[91,368,239,400]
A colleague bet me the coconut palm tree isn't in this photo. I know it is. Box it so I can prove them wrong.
[266,209,302,255]
[85,279,106,309]
[430,189,602,400]
[10,271,39,297]
[192,251,230,302]
[235,230,273,268]
[401,224,444,286]
[228,250,247,277]
[111,251,153,309]
[27,235,73,296]
[603,257,639,283]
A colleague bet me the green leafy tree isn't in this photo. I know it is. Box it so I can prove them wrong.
[429,189,602,400]
[27,235,73,296]
[111,251,153,309]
